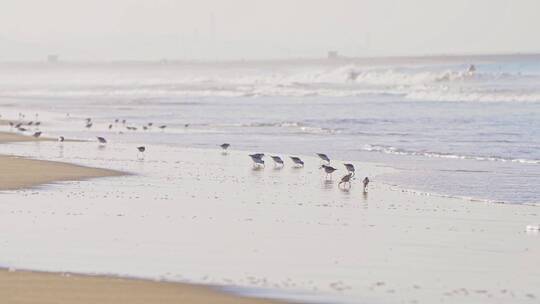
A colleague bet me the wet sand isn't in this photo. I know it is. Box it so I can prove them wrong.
[0,132,122,190]
[0,132,288,304]
[0,270,284,304]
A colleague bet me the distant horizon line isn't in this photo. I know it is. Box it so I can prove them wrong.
[1,51,539,65]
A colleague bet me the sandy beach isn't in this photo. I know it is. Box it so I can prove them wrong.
[0,132,121,190]
[0,269,283,304]
[0,135,538,303]
[0,132,291,304]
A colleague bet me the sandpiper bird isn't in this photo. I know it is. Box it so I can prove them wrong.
[339,173,353,188]
[249,154,265,167]
[317,153,330,164]
[137,146,146,159]
[97,136,107,144]
[270,155,284,167]
[32,131,42,138]
[159,125,167,130]
[344,163,355,176]
[58,136,65,142]
[320,164,337,179]
[17,127,27,132]
[250,153,265,159]
[86,122,93,128]
[108,124,113,130]
[290,156,304,167]
[220,143,230,150]
[363,177,370,192]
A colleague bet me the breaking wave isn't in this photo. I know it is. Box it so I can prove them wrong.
[363,144,540,165]
[1,62,539,103]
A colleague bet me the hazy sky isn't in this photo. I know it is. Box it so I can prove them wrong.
[0,0,538,61]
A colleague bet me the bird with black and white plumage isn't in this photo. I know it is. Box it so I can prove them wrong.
[249,154,265,167]
[344,163,355,176]
[250,153,265,159]
[270,155,284,167]
[220,143,230,151]
[320,164,337,179]
[338,172,353,189]
[32,131,42,138]
[316,153,330,164]
[96,136,107,144]
[363,177,370,192]
[58,136,65,142]
[137,146,146,159]
[290,156,304,167]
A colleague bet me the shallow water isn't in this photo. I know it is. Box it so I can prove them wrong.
[0,56,539,204]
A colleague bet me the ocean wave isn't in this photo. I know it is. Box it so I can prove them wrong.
[363,144,540,165]
[204,121,339,135]
[1,63,540,102]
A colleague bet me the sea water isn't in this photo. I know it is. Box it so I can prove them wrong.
[0,54,539,204]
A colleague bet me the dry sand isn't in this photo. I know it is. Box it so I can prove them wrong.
[0,270,284,304]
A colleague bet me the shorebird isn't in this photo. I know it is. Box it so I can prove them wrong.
[58,136,65,142]
[339,173,353,189]
[32,131,42,138]
[28,121,34,126]
[363,177,370,192]
[320,164,337,179]
[344,163,355,176]
[142,126,148,130]
[220,143,230,151]
[249,154,265,167]
[159,125,167,130]
[290,156,304,167]
[148,122,153,127]
[15,122,22,128]
[86,122,93,128]
[317,153,330,164]
[97,136,107,144]
[250,153,265,159]
[271,155,284,167]
[108,124,113,130]
[17,127,27,132]
[137,146,146,159]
